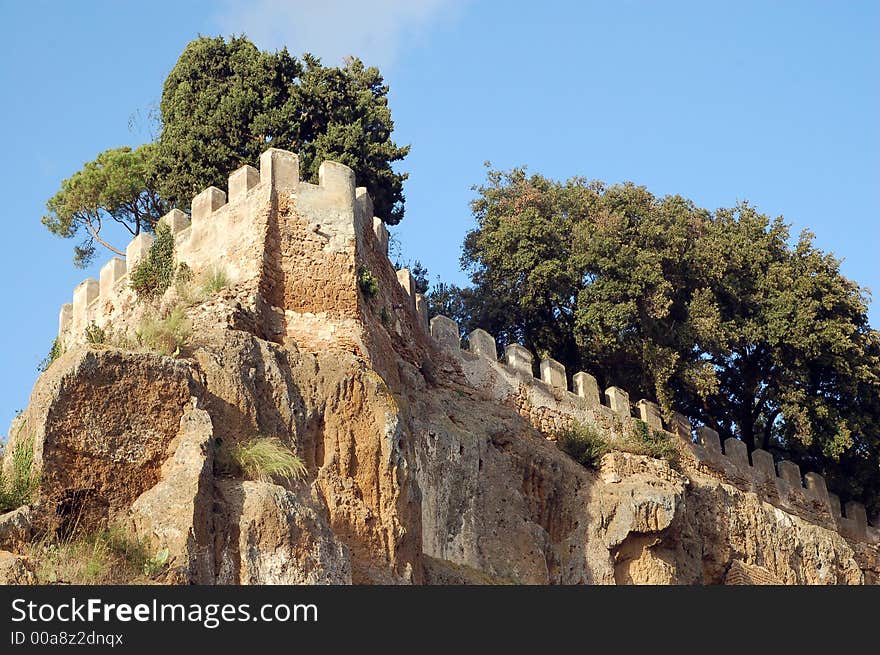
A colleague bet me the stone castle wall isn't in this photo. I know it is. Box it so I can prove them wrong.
[427,314,880,545]
[53,146,878,547]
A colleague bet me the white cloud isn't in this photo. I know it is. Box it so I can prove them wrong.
[213,0,462,69]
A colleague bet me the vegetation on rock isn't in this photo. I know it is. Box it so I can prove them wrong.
[84,321,108,346]
[129,223,175,300]
[224,437,306,484]
[555,422,609,469]
[556,419,678,469]
[135,306,191,357]
[26,527,167,584]
[357,266,379,298]
[199,266,229,297]
[37,337,64,373]
[439,167,880,512]
[628,420,679,464]
[0,429,38,513]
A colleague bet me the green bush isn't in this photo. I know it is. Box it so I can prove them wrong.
[136,306,191,356]
[84,322,108,345]
[357,266,379,298]
[228,437,306,483]
[129,223,175,300]
[0,428,39,512]
[37,337,64,372]
[625,420,679,463]
[175,262,194,285]
[556,422,609,469]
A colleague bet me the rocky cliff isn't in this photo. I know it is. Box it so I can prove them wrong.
[2,148,877,585]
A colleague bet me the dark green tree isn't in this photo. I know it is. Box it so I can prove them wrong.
[444,166,880,513]
[153,37,408,223]
[43,36,410,266]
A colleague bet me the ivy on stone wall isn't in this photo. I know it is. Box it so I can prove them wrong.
[129,224,175,300]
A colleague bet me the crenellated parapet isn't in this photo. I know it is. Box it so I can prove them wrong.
[56,147,424,352]
[47,145,875,547]
[426,314,879,545]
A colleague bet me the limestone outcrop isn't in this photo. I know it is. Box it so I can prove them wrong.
[3,147,876,585]
[0,551,36,585]
[214,480,351,585]
[0,507,31,551]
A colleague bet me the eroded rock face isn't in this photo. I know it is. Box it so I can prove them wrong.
[0,507,32,551]
[675,479,864,585]
[192,330,422,584]
[214,480,351,584]
[4,323,876,585]
[19,149,874,585]
[128,408,215,584]
[0,551,36,585]
[8,348,202,536]
[414,388,612,584]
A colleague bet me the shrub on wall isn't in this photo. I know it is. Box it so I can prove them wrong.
[357,266,379,299]
[84,322,108,345]
[129,224,175,300]
[555,422,609,469]
[37,337,64,373]
[627,420,679,464]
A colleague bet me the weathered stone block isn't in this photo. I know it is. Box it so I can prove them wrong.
[415,293,428,329]
[540,357,566,389]
[99,257,126,298]
[73,279,99,316]
[504,344,534,376]
[804,472,829,504]
[605,386,630,419]
[572,372,600,405]
[259,148,299,192]
[58,303,73,336]
[159,208,189,234]
[191,186,226,223]
[696,426,721,452]
[355,187,373,224]
[129,408,215,584]
[396,269,416,310]
[777,461,803,489]
[828,492,842,518]
[723,437,749,471]
[126,233,154,271]
[319,161,356,203]
[372,217,389,254]
[430,315,459,350]
[468,329,497,361]
[0,551,36,585]
[228,164,260,202]
[845,501,868,537]
[0,506,31,550]
[751,449,776,480]
[669,411,692,440]
[636,399,663,431]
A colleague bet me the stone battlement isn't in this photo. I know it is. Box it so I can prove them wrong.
[52,146,877,547]
[56,147,422,354]
[427,315,880,545]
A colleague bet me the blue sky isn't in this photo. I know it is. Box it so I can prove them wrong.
[0,1,877,438]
